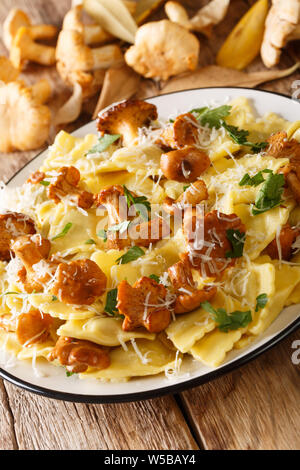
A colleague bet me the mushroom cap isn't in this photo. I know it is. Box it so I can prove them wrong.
[125,19,200,80]
[57,61,105,99]
[97,99,158,147]
[3,8,31,50]
[0,81,51,152]
[56,29,94,72]
[0,56,19,83]
[261,0,300,68]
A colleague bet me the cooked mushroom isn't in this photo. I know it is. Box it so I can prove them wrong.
[168,260,217,313]
[16,309,53,347]
[0,56,19,83]
[11,234,52,293]
[0,80,51,152]
[97,99,158,147]
[3,8,57,50]
[51,259,107,305]
[125,20,200,80]
[160,147,211,182]
[261,0,300,68]
[0,211,36,261]
[48,336,110,373]
[46,166,94,209]
[266,131,300,205]
[158,113,200,150]
[265,223,300,260]
[117,276,172,333]
[10,27,56,70]
[56,28,123,99]
[182,210,246,278]
[163,180,208,216]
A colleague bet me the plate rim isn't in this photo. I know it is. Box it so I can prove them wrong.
[1,86,299,403]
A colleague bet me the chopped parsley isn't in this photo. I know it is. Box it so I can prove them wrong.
[85,239,96,245]
[39,180,50,186]
[239,169,272,187]
[116,246,145,264]
[104,288,124,318]
[222,122,268,153]
[97,229,107,242]
[51,222,73,241]
[86,133,121,155]
[183,184,191,192]
[201,301,252,332]
[226,229,246,259]
[149,274,160,283]
[52,295,58,302]
[66,370,75,377]
[123,185,151,221]
[255,293,268,312]
[252,171,285,216]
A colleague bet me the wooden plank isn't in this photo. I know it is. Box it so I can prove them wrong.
[3,382,198,450]
[0,381,18,450]
[180,330,300,450]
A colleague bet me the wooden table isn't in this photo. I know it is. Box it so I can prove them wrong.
[0,0,299,451]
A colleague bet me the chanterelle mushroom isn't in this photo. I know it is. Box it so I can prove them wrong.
[0,56,19,83]
[261,0,300,68]
[125,19,200,80]
[97,99,158,147]
[63,5,113,45]
[48,336,110,373]
[0,211,36,261]
[3,8,58,50]
[0,80,51,152]
[56,26,123,99]
[117,277,172,333]
[10,26,56,70]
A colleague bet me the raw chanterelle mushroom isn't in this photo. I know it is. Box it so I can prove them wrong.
[56,6,124,99]
[0,56,19,83]
[3,8,58,50]
[63,5,113,45]
[10,27,57,70]
[261,0,300,68]
[125,19,200,80]
[0,80,51,152]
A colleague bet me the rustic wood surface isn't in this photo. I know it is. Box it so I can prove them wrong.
[0,0,299,451]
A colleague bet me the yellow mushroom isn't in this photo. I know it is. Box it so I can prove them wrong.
[3,8,58,50]
[125,20,200,80]
[261,0,300,68]
[10,27,56,70]
[0,80,51,152]
[0,56,19,83]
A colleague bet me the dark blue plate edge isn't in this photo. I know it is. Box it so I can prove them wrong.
[0,86,299,404]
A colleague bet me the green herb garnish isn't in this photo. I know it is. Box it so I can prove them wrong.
[97,229,107,242]
[226,229,246,259]
[255,293,268,312]
[116,246,145,265]
[239,169,272,187]
[252,171,285,216]
[86,133,121,155]
[52,222,73,241]
[66,371,75,377]
[52,295,58,302]
[123,185,151,221]
[201,301,252,332]
[104,288,124,318]
[149,274,160,283]
[191,105,231,129]
[85,239,96,245]
[222,122,268,153]
[39,180,50,186]
[183,184,191,192]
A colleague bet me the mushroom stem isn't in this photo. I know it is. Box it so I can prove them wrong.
[10,27,56,69]
[92,44,124,69]
[29,79,52,104]
[288,23,300,41]
[84,24,113,44]
[29,24,58,40]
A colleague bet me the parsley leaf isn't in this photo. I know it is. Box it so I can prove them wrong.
[149,274,160,283]
[222,122,267,152]
[85,239,96,245]
[116,246,145,264]
[123,185,151,221]
[183,184,191,192]
[255,293,268,312]
[97,229,107,242]
[52,295,58,302]
[225,229,246,258]
[252,172,285,216]
[52,222,73,241]
[104,288,124,318]
[201,301,252,332]
[66,370,75,377]
[239,169,272,187]
[86,134,121,155]
[191,105,232,129]
[39,180,50,186]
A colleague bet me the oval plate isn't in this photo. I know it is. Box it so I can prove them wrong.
[1,87,299,403]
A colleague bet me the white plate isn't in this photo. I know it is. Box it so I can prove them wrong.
[1,87,299,403]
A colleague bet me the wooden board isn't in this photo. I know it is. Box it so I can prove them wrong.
[0,0,299,451]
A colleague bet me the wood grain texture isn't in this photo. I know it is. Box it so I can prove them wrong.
[0,0,299,451]
[181,331,300,450]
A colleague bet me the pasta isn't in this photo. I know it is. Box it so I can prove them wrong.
[0,96,299,382]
